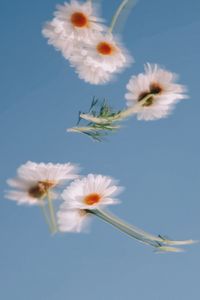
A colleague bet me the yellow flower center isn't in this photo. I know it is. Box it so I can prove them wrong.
[84,193,101,205]
[96,42,116,56]
[138,82,163,107]
[70,12,89,28]
[28,180,56,199]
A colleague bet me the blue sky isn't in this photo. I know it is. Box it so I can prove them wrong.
[0,0,200,299]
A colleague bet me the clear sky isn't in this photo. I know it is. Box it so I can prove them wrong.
[0,0,200,299]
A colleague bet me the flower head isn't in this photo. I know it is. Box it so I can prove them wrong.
[61,174,122,210]
[57,174,122,232]
[42,0,104,58]
[125,63,188,120]
[5,161,79,205]
[72,32,132,84]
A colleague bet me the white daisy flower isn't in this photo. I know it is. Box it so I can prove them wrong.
[42,0,105,58]
[57,174,122,232]
[61,174,122,210]
[72,32,132,83]
[57,175,196,252]
[125,63,188,121]
[57,208,90,233]
[5,161,79,206]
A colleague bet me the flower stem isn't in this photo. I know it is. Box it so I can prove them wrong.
[67,95,154,141]
[80,94,154,125]
[47,192,57,234]
[89,209,196,251]
[38,199,53,232]
[67,126,100,133]
[109,0,132,33]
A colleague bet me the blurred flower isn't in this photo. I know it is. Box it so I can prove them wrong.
[57,174,196,252]
[5,161,79,205]
[73,32,132,84]
[42,0,105,58]
[125,63,188,120]
[61,174,122,209]
[68,63,187,139]
[57,174,122,232]
[42,1,132,85]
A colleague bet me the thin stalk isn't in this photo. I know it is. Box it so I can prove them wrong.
[89,209,196,250]
[67,125,120,135]
[109,0,130,33]
[47,192,57,234]
[80,94,154,125]
[67,126,101,133]
[154,246,184,253]
[89,209,159,247]
[38,199,53,232]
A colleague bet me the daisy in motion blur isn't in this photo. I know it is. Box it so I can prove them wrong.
[6,161,79,205]
[73,32,132,84]
[57,173,122,232]
[125,63,188,120]
[57,173,195,253]
[42,0,105,59]
[42,1,133,84]
[6,161,79,232]
[68,64,187,140]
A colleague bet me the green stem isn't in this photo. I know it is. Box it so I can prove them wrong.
[38,199,52,232]
[80,94,154,125]
[90,209,159,247]
[67,126,100,133]
[47,192,57,234]
[109,0,130,33]
[67,125,120,135]
[89,209,196,251]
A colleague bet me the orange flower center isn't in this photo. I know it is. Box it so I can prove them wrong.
[84,193,101,205]
[70,12,89,28]
[28,180,56,199]
[96,42,115,56]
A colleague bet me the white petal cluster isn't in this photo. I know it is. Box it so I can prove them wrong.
[73,33,132,84]
[57,174,122,232]
[75,63,113,85]
[42,1,104,55]
[125,63,187,121]
[5,161,79,205]
[57,209,90,233]
[42,1,132,84]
